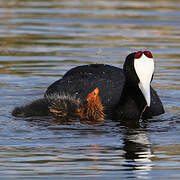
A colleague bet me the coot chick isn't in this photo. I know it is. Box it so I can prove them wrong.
[12,88,104,121]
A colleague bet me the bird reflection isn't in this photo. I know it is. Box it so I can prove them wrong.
[121,120,154,177]
[21,115,154,178]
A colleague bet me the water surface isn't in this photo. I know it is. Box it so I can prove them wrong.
[0,0,180,179]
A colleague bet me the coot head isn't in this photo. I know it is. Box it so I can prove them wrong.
[123,51,154,107]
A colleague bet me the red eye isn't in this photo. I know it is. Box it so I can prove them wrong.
[135,51,143,59]
[144,51,153,58]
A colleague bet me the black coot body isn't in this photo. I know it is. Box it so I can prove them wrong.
[45,52,164,120]
[45,64,125,117]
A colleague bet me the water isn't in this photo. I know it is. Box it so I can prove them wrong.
[0,0,180,179]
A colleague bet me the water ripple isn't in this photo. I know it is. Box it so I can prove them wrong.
[0,0,180,179]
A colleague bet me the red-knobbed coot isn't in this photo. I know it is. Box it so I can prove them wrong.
[12,51,164,121]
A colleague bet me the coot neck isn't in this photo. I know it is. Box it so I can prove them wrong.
[124,82,147,114]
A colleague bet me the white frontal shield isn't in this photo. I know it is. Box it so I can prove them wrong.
[134,54,154,107]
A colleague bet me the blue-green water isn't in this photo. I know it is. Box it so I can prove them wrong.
[0,0,180,179]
